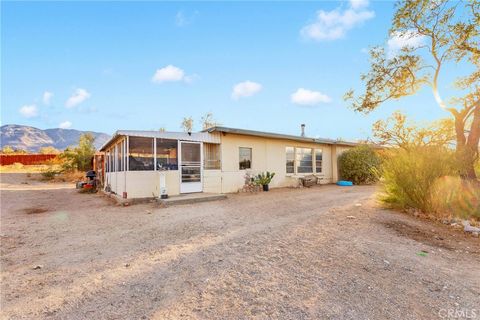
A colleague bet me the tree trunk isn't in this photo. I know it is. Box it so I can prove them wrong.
[456,104,480,180]
[465,105,480,179]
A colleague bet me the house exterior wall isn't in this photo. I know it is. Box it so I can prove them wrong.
[105,171,180,199]
[103,132,353,199]
[203,170,222,193]
[218,133,349,193]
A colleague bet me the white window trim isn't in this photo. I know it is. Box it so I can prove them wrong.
[286,146,324,176]
[239,147,252,170]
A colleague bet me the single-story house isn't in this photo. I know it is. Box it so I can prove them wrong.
[99,126,358,199]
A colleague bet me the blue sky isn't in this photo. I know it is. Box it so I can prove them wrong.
[1,1,461,140]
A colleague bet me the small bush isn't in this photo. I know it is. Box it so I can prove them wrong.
[338,145,381,184]
[41,168,62,180]
[12,162,24,170]
[431,176,480,221]
[380,146,456,213]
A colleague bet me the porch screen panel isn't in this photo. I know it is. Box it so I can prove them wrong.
[106,151,110,172]
[118,141,124,171]
[296,148,313,173]
[128,137,154,171]
[204,143,220,169]
[156,139,178,170]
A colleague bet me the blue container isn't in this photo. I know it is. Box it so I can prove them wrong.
[337,180,353,186]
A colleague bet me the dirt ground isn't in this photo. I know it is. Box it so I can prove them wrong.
[1,173,479,320]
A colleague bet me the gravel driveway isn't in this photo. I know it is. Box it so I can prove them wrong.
[1,173,479,320]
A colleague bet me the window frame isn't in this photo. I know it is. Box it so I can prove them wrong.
[204,143,221,170]
[295,147,313,174]
[285,147,323,175]
[315,148,323,173]
[239,147,252,170]
[286,147,295,174]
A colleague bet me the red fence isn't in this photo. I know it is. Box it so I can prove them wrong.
[0,154,58,166]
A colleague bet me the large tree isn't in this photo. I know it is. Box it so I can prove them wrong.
[345,0,479,179]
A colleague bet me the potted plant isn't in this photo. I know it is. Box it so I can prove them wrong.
[255,171,275,191]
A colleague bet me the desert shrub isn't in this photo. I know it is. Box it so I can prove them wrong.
[59,133,96,172]
[431,176,480,220]
[380,146,457,213]
[41,167,63,180]
[12,162,24,170]
[338,145,381,184]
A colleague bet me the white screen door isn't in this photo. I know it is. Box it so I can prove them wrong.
[179,141,203,193]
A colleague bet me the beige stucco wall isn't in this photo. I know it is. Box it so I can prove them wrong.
[104,133,353,198]
[106,170,180,199]
[218,133,346,193]
[203,170,222,193]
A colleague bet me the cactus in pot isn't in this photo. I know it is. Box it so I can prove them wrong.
[254,171,275,191]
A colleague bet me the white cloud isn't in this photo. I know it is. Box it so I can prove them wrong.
[19,104,39,118]
[175,11,187,27]
[65,88,91,108]
[59,121,72,129]
[231,81,262,100]
[291,88,332,106]
[387,30,426,57]
[174,10,198,27]
[349,0,369,10]
[152,65,193,83]
[301,0,375,41]
[42,91,53,105]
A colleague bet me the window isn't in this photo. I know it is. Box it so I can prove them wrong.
[204,143,221,169]
[156,139,178,170]
[296,148,313,173]
[239,147,252,170]
[286,147,294,174]
[315,149,322,173]
[128,137,154,171]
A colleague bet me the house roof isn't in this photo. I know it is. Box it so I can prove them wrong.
[100,126,364,151]
[204,126,360,147]
[99,130,220,151]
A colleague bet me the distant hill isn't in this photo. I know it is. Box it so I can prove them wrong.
[0,124,111,152]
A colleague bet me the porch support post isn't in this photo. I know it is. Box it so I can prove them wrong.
[154,137,157,171]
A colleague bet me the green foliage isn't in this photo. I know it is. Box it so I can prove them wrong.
[338,145,381,185]
[381,147,457,213]
[41,167,62,180]
[201,112,221,130]
[254,171,275,186]
[181,117,194,133]
[59,133,96,172]
[345,0,480,179]
[39,146,60,154]
[372,111,455,149]
[0,146,28,154]
[1,145,15,154]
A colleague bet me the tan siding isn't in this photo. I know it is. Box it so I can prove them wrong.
[219,133,343,192]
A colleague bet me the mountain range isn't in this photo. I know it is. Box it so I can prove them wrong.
[0,124,111,152]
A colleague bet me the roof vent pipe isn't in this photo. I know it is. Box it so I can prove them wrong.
[301,124,305,137]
